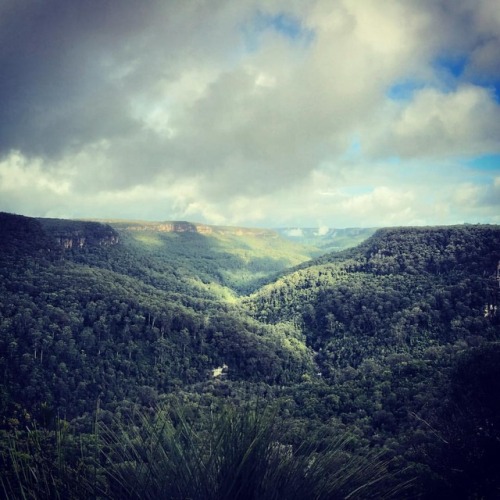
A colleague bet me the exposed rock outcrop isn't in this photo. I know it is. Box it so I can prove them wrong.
[119,220,277,238]
[37,218,120,250]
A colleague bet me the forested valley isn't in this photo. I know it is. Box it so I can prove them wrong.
[1,212,499,499]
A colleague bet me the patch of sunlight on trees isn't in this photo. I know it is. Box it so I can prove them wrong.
[206,282,239,303]
[133,233,163,247]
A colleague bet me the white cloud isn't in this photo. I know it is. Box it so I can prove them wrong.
[0,0,499,227]
[467,38,500,79]
[339,186,415,223]
[285,228,304,237]
[452,183,482,206]
[365,85,500,159]
[315,226,329,236]
[0,151,71,196]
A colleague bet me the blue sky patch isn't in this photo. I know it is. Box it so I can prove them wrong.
[464,154,500,172]
[475,79,500,104]
[342,137,362,159]
[488,81,500,103]
[340,186,373,196]
[264,13,303,40]
[386,79,425,101]
[339,137,367,164]
[432,54,500,103]
[242,11,315,51]
[386,156,401,165]
[433,54,468,79]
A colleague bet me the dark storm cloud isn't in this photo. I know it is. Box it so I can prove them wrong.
[0,0,151,157]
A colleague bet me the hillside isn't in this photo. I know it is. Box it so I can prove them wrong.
[0,213,313,417]
[1,213,500,498]
[245,225,500,497]
[105,219,318,295]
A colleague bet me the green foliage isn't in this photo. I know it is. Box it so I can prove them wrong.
[109,221,316,295]
[1,213,499,497]
[0,402,408,500]
[0,213,314,424]
[422,344,500,499]
[101,403,402,500]
[0,419,101,499]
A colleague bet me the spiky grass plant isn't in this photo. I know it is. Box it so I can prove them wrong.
[101,403,410,500]
[0,404,412,499]
[0,420,100,500]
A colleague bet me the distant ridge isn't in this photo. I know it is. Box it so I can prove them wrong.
[275,226,377,253]
[107,219,280,237]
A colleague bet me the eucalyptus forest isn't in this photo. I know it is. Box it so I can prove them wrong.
[0,212,499,499]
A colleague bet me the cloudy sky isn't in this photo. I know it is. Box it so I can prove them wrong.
[1,0,499,228]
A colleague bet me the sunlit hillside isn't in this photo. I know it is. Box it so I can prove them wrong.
[94,219,375,295]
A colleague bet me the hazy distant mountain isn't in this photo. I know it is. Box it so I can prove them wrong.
[275,226,376,254]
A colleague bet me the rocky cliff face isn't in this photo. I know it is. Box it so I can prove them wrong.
[37,218,119,250]
[158,222,207,233]
[55,232,119,249]
[0,213,119,255]
[118,220,277,238]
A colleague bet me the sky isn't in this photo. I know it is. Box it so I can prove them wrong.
[0,0,499,228]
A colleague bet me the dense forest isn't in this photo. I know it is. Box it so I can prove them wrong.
[0,212,499,498]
